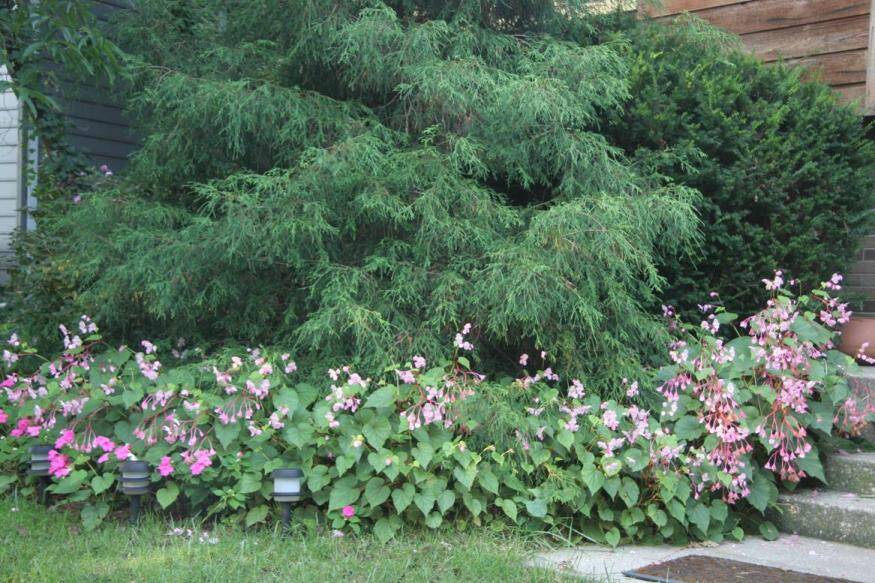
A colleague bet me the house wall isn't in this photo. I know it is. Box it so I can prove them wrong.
[56,0,137,172]
[0,67,22,284]
[0,0,136,286]
[641,0,874,113]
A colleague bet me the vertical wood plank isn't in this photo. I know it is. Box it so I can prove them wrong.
[866,0,875,114]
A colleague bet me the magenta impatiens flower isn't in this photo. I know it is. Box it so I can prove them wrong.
[0,408,7,424]
[10,417,33,437]
[158,456,174,477]
[54,428,75,449]
[114,444,132,461]
[341,505,355,518]
[183,449,215,476]
[47,449,72,478]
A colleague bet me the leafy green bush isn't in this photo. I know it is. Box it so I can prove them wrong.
[8,0,699,388]
[606,16,875,316]
[1,276,871,543]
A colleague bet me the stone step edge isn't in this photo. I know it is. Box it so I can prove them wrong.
[824,452,875,496]
[774,490,875,549]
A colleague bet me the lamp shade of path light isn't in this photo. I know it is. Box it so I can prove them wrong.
[272,468,303,529]
[29,445,52,505]
[28,445,51,476]
[120,460,150,524]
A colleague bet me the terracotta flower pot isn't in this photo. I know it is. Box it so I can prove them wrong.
[839,315,875,360]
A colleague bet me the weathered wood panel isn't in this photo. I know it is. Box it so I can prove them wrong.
[743,15,869,62]
[67,115,137,146]
[639,0,875,114]
[834,82,866,105]
[66,134,134,165]
[642,0,745,17]
[788,49,867,86]
[695,0,869,35]
[867,0,875,112]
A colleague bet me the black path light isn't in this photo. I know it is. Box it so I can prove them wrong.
[28,445,52,505]
[120,460,150,524]
[272,468,302,529]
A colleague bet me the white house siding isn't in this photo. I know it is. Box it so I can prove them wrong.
[0,1,136,286]
[0,67,21,284]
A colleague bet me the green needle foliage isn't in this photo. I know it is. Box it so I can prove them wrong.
[606,16,875,316]
[12,1,700,390]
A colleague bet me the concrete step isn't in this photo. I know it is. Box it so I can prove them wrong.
[776,489,875,548]
[843,368,875,442]
[825,452,875,496]
[847,367,875,402]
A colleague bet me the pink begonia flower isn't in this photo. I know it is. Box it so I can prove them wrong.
[114,444,132,461]
[396,369,416,384]
[412,355,426,369]
[602,409,619,431]
[48,449,72,478]
[0,409,7,424]
[0,375,15,388]
[158,456,174,477]
[55,428,75,449]
[519,353,529,366]
[341,505,356,518]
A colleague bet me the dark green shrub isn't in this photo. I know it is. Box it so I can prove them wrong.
[606,16,875,316]
[8,1,700,390]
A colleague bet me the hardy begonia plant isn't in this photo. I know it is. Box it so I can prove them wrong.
[0,273,871,543]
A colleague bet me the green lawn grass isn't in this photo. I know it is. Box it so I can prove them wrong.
[0,496,584,582]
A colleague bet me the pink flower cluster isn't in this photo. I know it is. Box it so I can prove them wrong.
[324,367,366,429]
[48,449,71,478]
[398,363,478,431]
[135,352,161,381]
[453,323,474,351]
[158,455,175,477]
[657,271,868,502]
[182,448,215,475]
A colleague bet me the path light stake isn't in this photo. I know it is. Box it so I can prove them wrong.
[120,460,150,524]
[272,468,302,530]
[28,445,52,506]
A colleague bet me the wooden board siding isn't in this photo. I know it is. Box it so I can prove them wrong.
[742,15,869,62]
[640,0,875,114]
[44,73,137,172]
[787,50,867,86]
[690,0,869,36]
[74,0,137,171]
[37,0,137,173]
